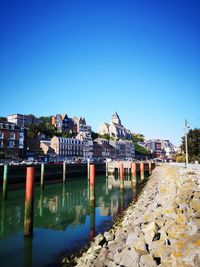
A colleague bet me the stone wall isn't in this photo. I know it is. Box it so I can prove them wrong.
[74,165,200,267]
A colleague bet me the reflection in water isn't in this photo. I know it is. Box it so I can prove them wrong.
[0,174,142,267]
[24,236,33,267]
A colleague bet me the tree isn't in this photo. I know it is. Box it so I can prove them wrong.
[181,128,200,163]
[98,133,110,140]
[91,131,98,140]
[135,143,151,156]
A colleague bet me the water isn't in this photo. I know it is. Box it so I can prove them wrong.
[0,174,141,267]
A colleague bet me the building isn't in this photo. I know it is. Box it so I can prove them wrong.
[51,114,77,134]
[146,140,162,158]
[73,117,86,133]
[75,131,93,159]
[94,138,116,159]
[0,121,26,158]
[98,112,132,140]
[50,136,83,161]
[7,114,40,127]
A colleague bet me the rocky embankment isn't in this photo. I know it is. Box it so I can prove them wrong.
[75,165,200,267]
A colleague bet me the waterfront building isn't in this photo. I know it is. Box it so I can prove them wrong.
[94,138,116,159]
[7,114,40,127]
[51,114,77,134]
[0,121,26,158]
[50,136,83,161]
[93,141,103,159]
[146,140,162,158]
[76,131,93,159]
[98,112,132,140]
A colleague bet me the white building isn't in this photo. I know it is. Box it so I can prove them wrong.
[98,113,132,140]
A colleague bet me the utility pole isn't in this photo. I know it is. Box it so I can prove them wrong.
[185,119,189,167]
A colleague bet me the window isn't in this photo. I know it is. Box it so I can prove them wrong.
[0,123,3,129]
[5,124,9,129]
[11,124,15,130]
[0,140,3,148]
[0,131,3,139]
[9,141,15,148]
[9,132,15,140]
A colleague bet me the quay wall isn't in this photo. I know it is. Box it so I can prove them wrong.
[0,163,105,185]
[74,165,200,267]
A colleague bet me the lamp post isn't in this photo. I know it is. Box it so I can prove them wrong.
[185,119,190,168]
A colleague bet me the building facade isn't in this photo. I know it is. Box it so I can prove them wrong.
[7,114,40,127]
[50,136,83,161]
[0,121,26,158]
[51,114,77,134]
[98,112,132,140]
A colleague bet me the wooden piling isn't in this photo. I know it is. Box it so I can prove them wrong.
[3,165,8,200]
[140,161,145,180]
[87,159,90,180]
[131,162,136,178]
[120,163,124,191]
[149,161,152,175]
[40,163,44,189]
[24,167,35,236]
[90,164,95,203]
[63,161,66,183]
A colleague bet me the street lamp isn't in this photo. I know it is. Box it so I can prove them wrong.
[185,119,190,167]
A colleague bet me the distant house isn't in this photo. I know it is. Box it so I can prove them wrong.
[51,114,77,134]
[98,112,132,140]
[7,114,40,128]
[0,121,26,158]
[50,136,83,161]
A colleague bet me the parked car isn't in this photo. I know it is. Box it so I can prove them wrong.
[9,161,21,166]
[20,160,34,166]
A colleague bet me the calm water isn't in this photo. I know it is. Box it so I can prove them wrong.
[0,174,140,267]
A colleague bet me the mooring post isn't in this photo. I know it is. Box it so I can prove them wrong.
[87,158,90,180]
[90,164,95,204]
[3,164,8,200]
[106,160,108,177]
[90,198,95,241]
[63,161,66,183]
[40,163,44,189]
[149,160,152,175]
[120,163,124,191]
[140,161,145,180]
[24,167,35,236]
[131,162,136,178]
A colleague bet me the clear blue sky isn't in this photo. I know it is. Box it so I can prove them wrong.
[0,0,199,145]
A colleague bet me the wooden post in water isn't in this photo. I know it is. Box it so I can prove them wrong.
[63,161,66,183]
[40,163,44,189]
[140,161,145,180]
[149,160,152,175]
[3,165,8,200]
[87,159,90,180]
[131,162,137,187]
[90,199,95,241]
[24,167,35,236]
[90,164,95,204]
[120,163,124,191]
[106,160,108,177]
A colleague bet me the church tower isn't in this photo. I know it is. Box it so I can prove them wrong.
[111,112,121,125]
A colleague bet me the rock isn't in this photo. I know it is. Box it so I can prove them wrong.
[133,237,147,255]
[139,253,157,267]
[126,232,139,246]
[190,198,200,213]
[104,231,114,242]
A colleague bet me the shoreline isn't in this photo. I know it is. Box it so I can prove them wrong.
[72,165,200,267]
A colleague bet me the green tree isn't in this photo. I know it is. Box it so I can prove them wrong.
[91,131,98,140]
[135,143,151,156]
[181,128,200,163]
[98,133,110,140]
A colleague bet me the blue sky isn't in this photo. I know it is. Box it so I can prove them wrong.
[0,0,199,145]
